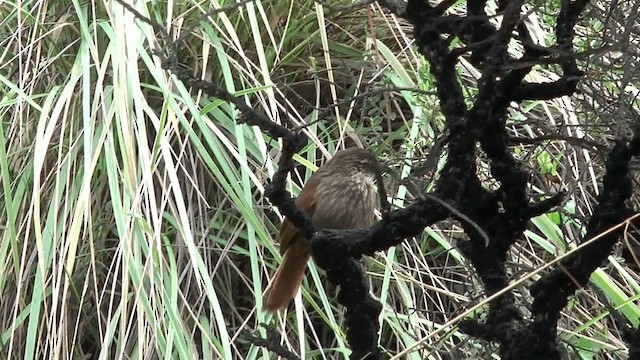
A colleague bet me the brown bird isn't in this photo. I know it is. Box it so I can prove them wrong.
[262,147,380,311]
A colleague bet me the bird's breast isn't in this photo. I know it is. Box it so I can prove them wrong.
[312,172,377,230]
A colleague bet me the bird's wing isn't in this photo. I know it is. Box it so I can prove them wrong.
[278,175,320,255]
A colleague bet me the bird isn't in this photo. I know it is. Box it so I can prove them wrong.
[262,147,380,311]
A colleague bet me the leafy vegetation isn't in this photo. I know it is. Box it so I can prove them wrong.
[0,0,638,359]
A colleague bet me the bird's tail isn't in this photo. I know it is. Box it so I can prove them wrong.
[262,252,309,311]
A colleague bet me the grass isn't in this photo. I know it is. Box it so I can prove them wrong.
[1,0,639,359]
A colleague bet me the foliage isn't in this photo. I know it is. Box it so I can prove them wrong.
[0,0,638,359]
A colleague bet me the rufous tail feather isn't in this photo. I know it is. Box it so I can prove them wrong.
[262,252,309,311]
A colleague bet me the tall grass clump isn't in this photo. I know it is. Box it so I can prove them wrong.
[1,0,638,359]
